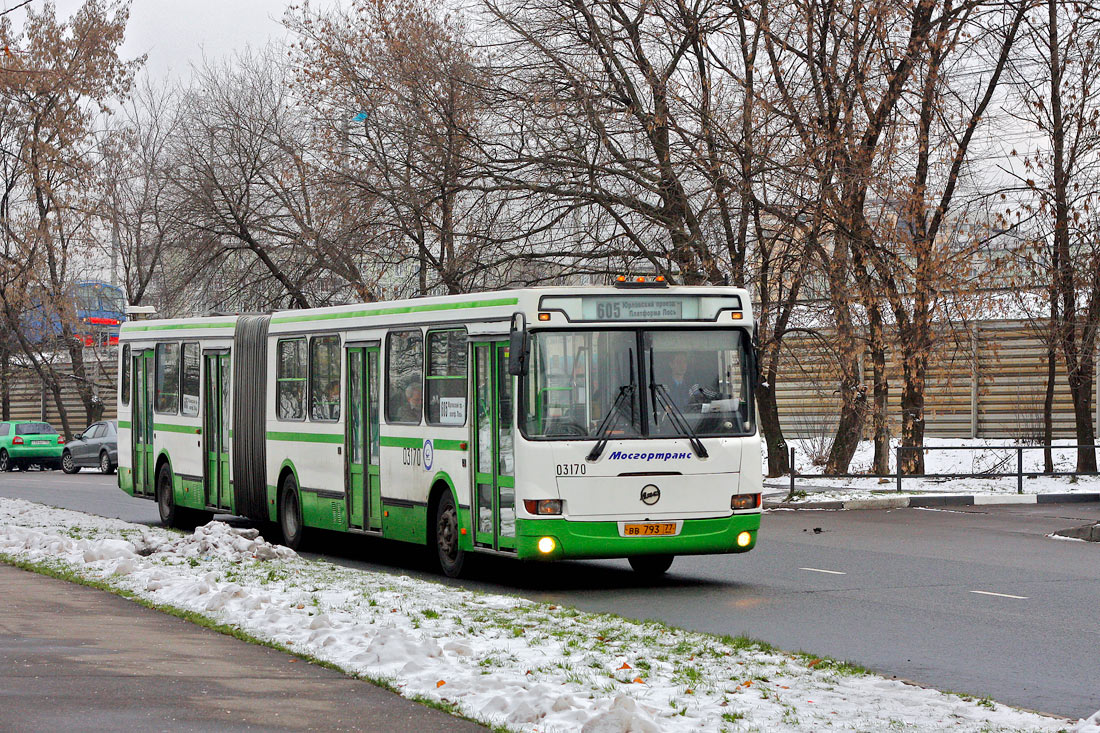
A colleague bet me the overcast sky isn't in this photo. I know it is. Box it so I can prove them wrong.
[11,0,295,80]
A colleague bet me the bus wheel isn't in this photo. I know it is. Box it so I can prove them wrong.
[279,475,304,550]
[157,463,179,528]
[435,493,465,578]
[628,554,674,577]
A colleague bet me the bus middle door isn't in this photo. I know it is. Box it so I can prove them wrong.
[346,345,382,531]
[203,351,231,511]
[472,341,516,551]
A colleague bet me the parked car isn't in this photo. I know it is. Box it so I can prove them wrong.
[61,420,117,475]
[0,421,65,471]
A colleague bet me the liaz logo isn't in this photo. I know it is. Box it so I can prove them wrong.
[640,484,661,506]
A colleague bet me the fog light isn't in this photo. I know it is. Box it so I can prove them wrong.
[537,536,556,554]
[736,531,752,548]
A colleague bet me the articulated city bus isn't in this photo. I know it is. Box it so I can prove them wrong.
[116,282,762,577]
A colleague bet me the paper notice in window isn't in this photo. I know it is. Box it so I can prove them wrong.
[439,397,466,425]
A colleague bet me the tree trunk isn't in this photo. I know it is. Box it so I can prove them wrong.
[871,341,890,475]
[0,345,9,421]
[756,355,789,477]
[1068,355,1097,472]
[899,347,928,475]
[825,347,866,474]
[1043,340,1055,473]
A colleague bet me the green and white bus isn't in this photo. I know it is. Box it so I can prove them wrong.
[116,282,762,577]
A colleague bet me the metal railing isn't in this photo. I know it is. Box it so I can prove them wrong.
[784,443,1100,501]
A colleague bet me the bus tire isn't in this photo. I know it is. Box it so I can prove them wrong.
[62,450,80,474]
[157,462,180,528]
[279,474,304,550]
[628,554,674,577]
[434,492,465,578]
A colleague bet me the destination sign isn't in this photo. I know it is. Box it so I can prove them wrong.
[539,293,742,322]
[583,297,685,321]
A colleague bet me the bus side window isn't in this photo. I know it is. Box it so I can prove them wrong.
[386,330,423,424]
[425,329,467,426]
[121,345,130,406]
[154,342,179,414]
[276,338,307,421]
[309,335,341,422]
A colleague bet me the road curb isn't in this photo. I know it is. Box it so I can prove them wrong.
[765,492,1100,511]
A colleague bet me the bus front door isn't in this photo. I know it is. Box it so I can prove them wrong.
[472,342,516,551]
[132,349,155,497]
[203,352,231,511]
[346,345,382,531]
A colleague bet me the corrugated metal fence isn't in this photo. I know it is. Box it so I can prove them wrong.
[1,349,117,426]
[1,319,1096,441]
[776,318,1097,442]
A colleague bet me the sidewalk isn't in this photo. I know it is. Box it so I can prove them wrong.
[0,563,486,732]
[763,484,1100,510]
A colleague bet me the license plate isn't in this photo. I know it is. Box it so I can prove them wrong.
[31,440,49,446]
[622,522,678,537]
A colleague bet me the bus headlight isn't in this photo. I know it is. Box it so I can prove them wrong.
[523,499,563,515]
[731,493,761,510]
[538,536,556,554]
[736,531,753,548]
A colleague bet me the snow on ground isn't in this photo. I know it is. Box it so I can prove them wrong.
[764,438,1100,502]
[1,497,1094,732]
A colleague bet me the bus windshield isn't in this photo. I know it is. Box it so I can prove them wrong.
[522,328,754,440]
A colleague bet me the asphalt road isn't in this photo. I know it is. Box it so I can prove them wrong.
[2,470,1098,720]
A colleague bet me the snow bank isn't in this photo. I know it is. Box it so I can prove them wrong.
[0,497,1089,732]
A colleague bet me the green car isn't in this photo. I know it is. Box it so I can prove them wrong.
[0,421,65,471]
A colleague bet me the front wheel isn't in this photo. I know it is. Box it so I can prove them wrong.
[156,463,179,527]
[0,450,11,472]
[279,475,304,550]
[628,554,674,577]
[62,451,80,474]
[435,492,466,578]
[99,451,115,475]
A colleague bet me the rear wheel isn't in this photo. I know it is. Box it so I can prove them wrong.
[0,450,11,472]
[279,475,304,550]
[435,492,466,578]
[61,451,80,474]
[628,554,674,577]
[99,451,115,475]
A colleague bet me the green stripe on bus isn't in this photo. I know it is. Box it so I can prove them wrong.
[269,297,519,325]
[123,321,236,332]
[154,422,200,434]
[380,436,467,451]
[117,420,131,428]
[266,431,343,444]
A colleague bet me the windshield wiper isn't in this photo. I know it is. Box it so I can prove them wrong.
[587,349,636,462]
[648,350,708,458]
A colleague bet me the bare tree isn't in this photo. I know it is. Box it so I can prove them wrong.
[0,1,141,434]
[1004,1,1100,471]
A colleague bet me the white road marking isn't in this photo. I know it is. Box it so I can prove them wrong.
[969,590,1028,600]
[800,567,846,575]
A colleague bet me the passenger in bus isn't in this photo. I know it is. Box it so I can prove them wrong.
[397,382,423,422]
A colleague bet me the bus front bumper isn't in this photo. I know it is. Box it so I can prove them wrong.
[514,514,760,561]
